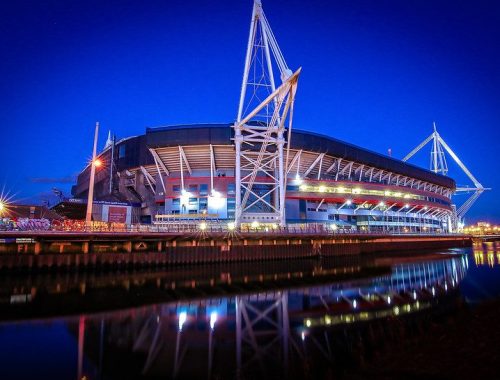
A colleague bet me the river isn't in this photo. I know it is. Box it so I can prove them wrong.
[0,241,499,379]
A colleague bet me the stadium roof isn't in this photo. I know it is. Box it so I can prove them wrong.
[144,124,455,189]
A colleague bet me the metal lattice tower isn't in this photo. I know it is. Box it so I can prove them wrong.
[234,0,301,227]
[403,122,489,227]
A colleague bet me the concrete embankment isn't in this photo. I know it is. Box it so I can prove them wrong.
[0,231,471,271]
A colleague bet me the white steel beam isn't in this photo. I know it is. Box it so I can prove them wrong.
[151,154,166,193]
[210,144,216,192]
[303,153,324,178]
[140,166,156,194]
[325,158,340,174]
[178,146,192,175]
[315,199,325,211]
[232,2,300,228]
[286,149,302,175]
[403,133,433,162]
[148,148,170,176]
[354,201,368,212]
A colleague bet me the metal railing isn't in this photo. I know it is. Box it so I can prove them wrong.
[44,221,457,236]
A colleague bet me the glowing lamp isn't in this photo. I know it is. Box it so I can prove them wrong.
[199,222,207,231]
[345,199,352,205]
[180,190,191,206]
[227,222,236,231]
[93,159,102,167]
[208,190,224,209]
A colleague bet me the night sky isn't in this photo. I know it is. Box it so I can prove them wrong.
[1,0,499,222]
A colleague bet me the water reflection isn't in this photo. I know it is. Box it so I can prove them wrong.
[2,253,465,380]
[473,241,500,267]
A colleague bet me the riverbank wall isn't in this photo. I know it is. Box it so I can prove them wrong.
[0,231,471,271]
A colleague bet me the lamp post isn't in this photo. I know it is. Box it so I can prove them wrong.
[85,122,99,227]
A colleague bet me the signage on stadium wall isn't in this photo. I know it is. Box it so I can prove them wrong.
[107,206,127,223]
[67,198,138,207]
[101,205,132,224]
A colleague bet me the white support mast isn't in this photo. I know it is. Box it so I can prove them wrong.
[234,0,300,227]
[403,122,489,226]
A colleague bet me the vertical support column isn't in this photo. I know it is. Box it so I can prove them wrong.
[235,131,242,227]
[86,122,99,226]
[234,2,257,228]
[210,144,215,193]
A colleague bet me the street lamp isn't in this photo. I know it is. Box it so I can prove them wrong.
[85,122,100,227]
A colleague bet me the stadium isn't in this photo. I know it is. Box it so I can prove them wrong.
[65,1,460,233]
[67,123,455,233]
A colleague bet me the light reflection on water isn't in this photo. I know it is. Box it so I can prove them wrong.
[0,245,498,380]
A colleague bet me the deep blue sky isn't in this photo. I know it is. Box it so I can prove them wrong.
[1,0,499,222]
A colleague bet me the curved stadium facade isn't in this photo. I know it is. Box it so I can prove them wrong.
[71,124,456,232]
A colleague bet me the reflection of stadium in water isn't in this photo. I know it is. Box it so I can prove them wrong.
[74,254,468,379]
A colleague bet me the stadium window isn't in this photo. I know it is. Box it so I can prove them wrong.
[188,184,198,192]
[189,197,198,205]
[172,198,180,206]
[173,185,180,192]
[188,209,198,214]
[227,183,236,194]
[200,184,208,195]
